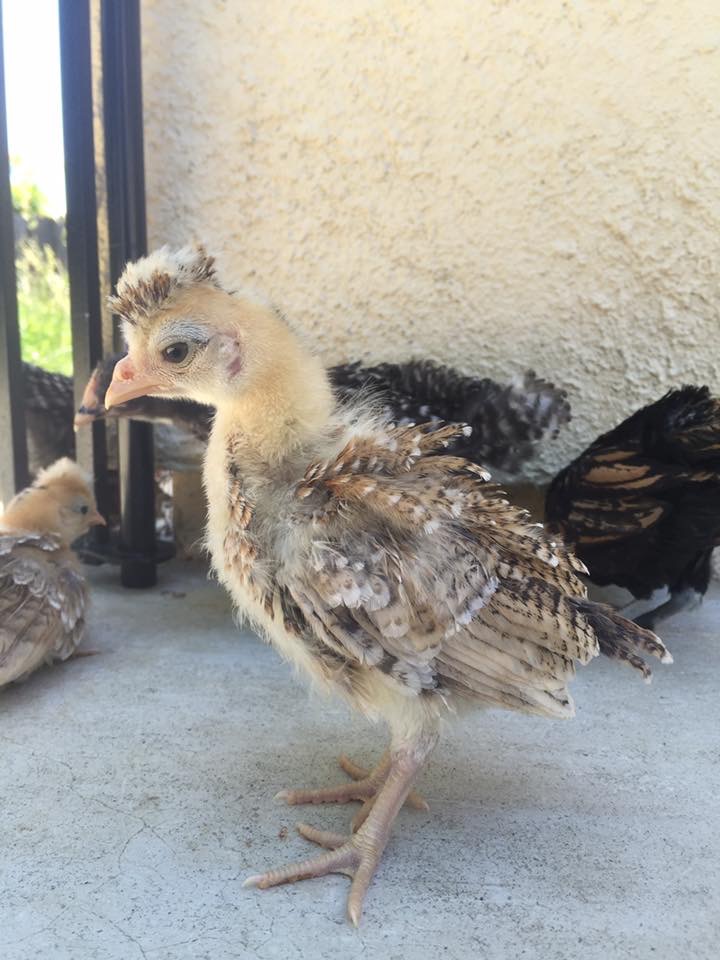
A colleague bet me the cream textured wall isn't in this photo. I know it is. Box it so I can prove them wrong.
[141,0,720,480]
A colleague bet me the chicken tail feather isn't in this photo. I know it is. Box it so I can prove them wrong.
[572,598,672,681]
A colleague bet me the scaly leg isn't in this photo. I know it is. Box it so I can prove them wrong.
[634,587,703,631]
[276,750,428,831]
[245,731,437,925]
[635,550,711,630]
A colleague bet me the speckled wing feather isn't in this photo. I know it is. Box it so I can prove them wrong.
[329,360,571,472]
[279,421,667,717]
[0,533,87,687]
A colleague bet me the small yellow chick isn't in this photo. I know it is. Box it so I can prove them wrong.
[0,458,105,688]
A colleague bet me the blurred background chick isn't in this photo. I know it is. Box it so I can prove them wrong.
[0,457,104,687]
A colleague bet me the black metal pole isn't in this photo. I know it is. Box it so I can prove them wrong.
[58,0,112,544]
[0,1,29,502]
[101,0,156,588]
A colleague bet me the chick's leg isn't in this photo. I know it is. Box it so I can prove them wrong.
[634,549,711,630]
[634,587,704,631]
[245,732,437,925]
[276,750,428,831]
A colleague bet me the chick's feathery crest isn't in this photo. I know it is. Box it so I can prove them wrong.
[0,458,104,688]
[108,243,221,325]
[108,245,671,925]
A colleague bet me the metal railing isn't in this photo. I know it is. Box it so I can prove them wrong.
[0,0,157,587]
[0,6,28,498]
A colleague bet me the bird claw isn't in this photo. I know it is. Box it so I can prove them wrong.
[243,822,383,925]
[273,755,376,807]
[275,753,428,831]
[247,734,436,925]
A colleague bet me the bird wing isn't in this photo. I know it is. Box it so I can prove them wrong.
[0,533,87,686]
[545,440,711,552]
[279,422,665,717]
[22,362,74,417]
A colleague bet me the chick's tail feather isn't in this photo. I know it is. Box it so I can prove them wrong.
[574,598,672,682]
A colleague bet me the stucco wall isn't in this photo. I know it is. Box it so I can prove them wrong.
[141,0,720,480]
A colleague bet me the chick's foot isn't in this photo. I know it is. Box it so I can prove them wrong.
[246,738,435,925]
[275,751,428,832]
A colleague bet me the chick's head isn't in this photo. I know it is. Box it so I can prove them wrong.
[1,458,105,546]
[104,244,292,410]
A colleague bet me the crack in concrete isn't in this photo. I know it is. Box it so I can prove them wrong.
[1,738,180,874]
[4,904,74,947]
[82,909,149,960]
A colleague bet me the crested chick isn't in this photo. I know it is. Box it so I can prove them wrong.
[0,458,105,687]
[546,386,720,630]
[105,245,670,925]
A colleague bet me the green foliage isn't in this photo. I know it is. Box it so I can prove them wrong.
[16,240,72,376]
[11,179,49,226]
[10,170,71,375]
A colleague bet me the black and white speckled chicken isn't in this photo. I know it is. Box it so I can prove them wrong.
[103,245,670,925]
[546,386,720,630]
[77,355,570,475]
[22,362,76,472]
[332,360,570,473]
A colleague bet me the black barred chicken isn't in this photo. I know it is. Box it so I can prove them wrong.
[546,386,720,630]
[332,360,570,473]
[22,362,76,472]
[77,355,569,475]
[105,245,670,925]
[0,458,105,687]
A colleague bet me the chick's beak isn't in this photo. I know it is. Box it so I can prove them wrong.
[89,510,107,527]
[105,355,162,409]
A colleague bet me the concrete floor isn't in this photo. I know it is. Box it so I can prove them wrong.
[2,561,719,960]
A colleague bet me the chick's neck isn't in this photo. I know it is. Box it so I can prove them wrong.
[214,344,335,465]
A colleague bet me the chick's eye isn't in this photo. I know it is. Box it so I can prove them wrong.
[162,342,189,364]
[79,505,89,515]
